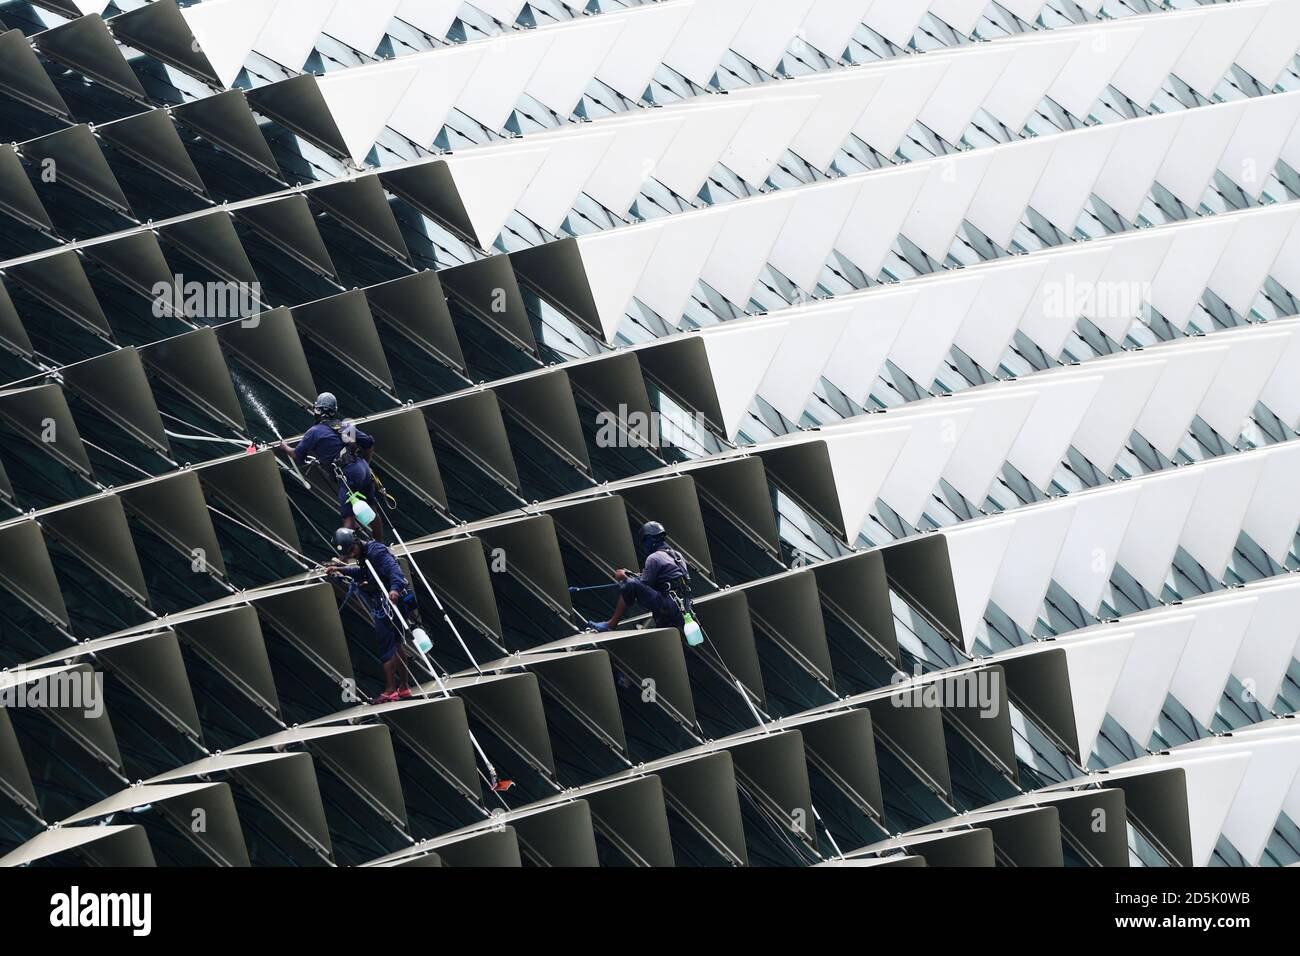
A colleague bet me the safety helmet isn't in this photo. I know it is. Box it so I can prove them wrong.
[639,520,667,550]
[313,392,339,419]
[334,527,359,555]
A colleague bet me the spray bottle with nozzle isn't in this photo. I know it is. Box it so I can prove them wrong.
[682,612,704,647]
[347,491,378,529]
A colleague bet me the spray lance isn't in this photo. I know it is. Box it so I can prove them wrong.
[570,578,704,647]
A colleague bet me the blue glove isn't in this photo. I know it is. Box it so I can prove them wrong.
[587,620,611,633]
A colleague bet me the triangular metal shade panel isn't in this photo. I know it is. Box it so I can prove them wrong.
[2,663,121,770]
[1071,767,1197,868]
[526,648,628,753]
[323,695,482,804]
[40,494,150,604]
[97,109,208,196]
[34,16,147,101]
[31,629,201,740]
[344,407,442,511]
[199,450,302,556]
[0,519,70,627]
[882,533,963,646]
[862,688,953,801]
[857,827,995,867]
[246,74,351,160]
[811,551,899,663]
[292,291,392,389]
[0,144,52,232]
[406,537,502,642]
[365,270,465,371]
[172,605,280,714]
[251,582,354,686]
[63,781,250,866]
[109,0,223,86]
[149,750,333,861]
[470,515,572,615]
[0,824,155,867]
[83,231,180,303]
[439,255,537,354]
[61,347,169,454]
[452,671,555,777]
[922,806,1064,867]
[0,382,93,478]
[309,175,411,264]
[583,775,674,866]
[645,750,745,865]
[509,799,599,866]
[0,281,34,356]
[381,161,488,251]
[160,212,261,288]
[537,494,638,575]
[425,827,521,867]
[755,440,848,538]
[678,458,780,556]
[511,238,607,341]
[634,336,728,438]
[171,90,281,179]
[0,28,71,119]
[540,626,697,730]
[423,390,520,492]
[217,307,317,408]
[140,327,248,432]
[237,195,337,280]
[997,646,1082,761]
[690,589,766,706]
[230,723,409,830]
[740,571,836,688]
[6,250,113,337]
[797,708,885,824]
[565,351,655,445]
[494,370,591,472]
[19,124,132,216]
[119,469,228,579]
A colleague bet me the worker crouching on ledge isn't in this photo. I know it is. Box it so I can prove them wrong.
[278,391,383,540]
[327,527,415,704]
[587,521,695,634]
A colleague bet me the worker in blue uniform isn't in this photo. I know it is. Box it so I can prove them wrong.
[279,392,383,539]
[587,521,693,632]
[328,527,416,704]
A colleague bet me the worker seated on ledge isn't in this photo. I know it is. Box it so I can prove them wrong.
[327,527,415,704]
[278,391,382,539]
[587,521,693,633]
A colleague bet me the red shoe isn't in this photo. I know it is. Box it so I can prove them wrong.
[396,687,413,700]
[370,690,400,705]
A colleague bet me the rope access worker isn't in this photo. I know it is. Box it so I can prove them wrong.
[278,392,383,540]
[327,527,416,704]
[587,521,694,634]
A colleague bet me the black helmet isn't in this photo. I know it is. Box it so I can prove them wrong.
[639,521,667,550]
[313,392,338,419]
[334,527,359,555]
